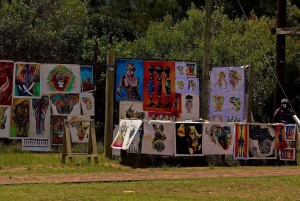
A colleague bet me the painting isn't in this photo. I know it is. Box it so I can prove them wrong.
[30,94,51,138]
[116,60,144,101]
[80,93,95,116]
[0,60,14,107]
[275,124,286,149]
[187,78,199,94]
[80,65,96,92]
[50,115,66,145]
[211,67,228,91]
[181,94,199,119]
[10,98,30,138]
[227,92,244,115]
[148,112,180,121]
[175,122,203,156]
[143,61,175,112]
[68,115,91,143]
[208,116,225,122]
[175,62,186,78]
[203,122,234,155]
[279,148,295,161]
[186,63,197,77]
[285,124,296,141]
[210,92,226,116]
[13,62,41,98]
[122,120,143,150]
[234,123,249,160]
[248,124,276,159]
[119,102,147,120]
[0,106,10,138]
[228,67,244,91]
[226,116,243,123]
[112,125,120,156]
[111,119,131,149]
[22,138,51,152]
[175,78,187,94]
[50,93,80,116]
[40,64,81,93]
[142,121,174,155]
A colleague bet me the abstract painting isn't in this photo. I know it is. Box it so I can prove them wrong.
[275,124,286,149]
[116,60,144,101]
[119,101,147,120]
[10,98,30,138]
[175,79,187,94]
[30,94,51,138]
[80,65,96,92]
[175,62,186,78]
[14,62,41,98]
[0,60,14,107]
[68,115,91,143]
[248,124,276,159]
[234,123,249,160]
[211,67,228,91]
[227,92,244,115]
[279,148,295,161]
[203,122,234,155]
[50,93,80,116]
[186,63,197,77]
[175,122,203,156]
[142,121,174,155]
[111,119,131,149]
[0,106,10,138]
[122,119,142,150]
[285,124,296,141]
[181,94,199,119]
[210,92,226,116]
[228,67,244,91]
[50,115,66,145]
[187,78,199,94]
[40,64,81,93]
[80,93,95,116]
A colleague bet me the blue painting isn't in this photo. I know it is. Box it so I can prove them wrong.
[116,60,144,101]
[80,65,95,92]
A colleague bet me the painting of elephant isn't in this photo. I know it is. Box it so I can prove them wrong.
[32,95,49,135]
[11,99,30,137]
[50,93,80,115]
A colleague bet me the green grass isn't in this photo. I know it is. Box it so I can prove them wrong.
[1,175,299,201]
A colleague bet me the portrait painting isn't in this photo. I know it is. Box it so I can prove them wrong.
[228,67,244,91]
[227,92,244,115]
[111,119,131,149]
[0,106,10,138]
[186,63,197,77]
[279,148,295,161]
[210,92,226,116]
[285,124,296,141]
[187,78,199,94]
[68,115,91,143]
[80,65,96,92]
[211,67,229,91]
[10,98,30,138]
[181,94,199,119]
[80,93,95,116]
[234,123,249,160]
[275,124,286,149]
[50,93,81,116]
[50,115,66,145]
[0,60,14,107]
[175,62,186,78]
[122,119,142,150]
[119,101,147,120]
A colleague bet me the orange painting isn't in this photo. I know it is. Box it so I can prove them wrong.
[275,124,286,149]
[234,123,248,159]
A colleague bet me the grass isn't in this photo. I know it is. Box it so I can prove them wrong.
[1,175,300,200]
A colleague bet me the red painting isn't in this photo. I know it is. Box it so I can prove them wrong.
[275,124,286,149]
[234,123,248,159]
[0,61,14,106]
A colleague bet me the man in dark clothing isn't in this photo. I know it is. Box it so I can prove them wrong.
[273,99,295,124]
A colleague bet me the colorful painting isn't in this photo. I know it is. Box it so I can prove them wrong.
[187,78,199,94]
[227,92,244,115]
[285,124,296,141]
[80,65,96,92]
[80,93,95,116]
[0,61,14,107]
[175,122,203,156]
[186,63,197,77]
[111,119,131,149]
[10,98,30,138]
[209,116,225,122]
[142,121,174,155]
[116,60,144,101]
[234,123,249,160]
[14,62,41,98]
[248,124,276,159]
[22,138,51,152]
[203,122,234,155]
[68,115,91,143]
[226,116,243,122]
[228,67,244,91]
[119,101,147,120]
[50,115,66,145]
[50,93,80,116]
[40,64,81,93]
[181,94,199,119]
[148,112,180,121]
[122,120,143,150]
[0,107,10,138]
[275,124,286,149]
[210,92,226,115]
[175,79,187,94]
[211,67,228,91]
[279,148,295,161]
[175,62,186,78]
[143,61,175,112]
[30,94,51,138]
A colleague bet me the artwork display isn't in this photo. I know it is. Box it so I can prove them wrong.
[119,102,147,120]
[10,98,30,138]
[111,119,131,149]
[175,62,186,78]
[203,122,234,155]
[116,60,144,101]
[0,61,14,107]
[181,94,199,119]
[285,124,296,141]
[186,63,197,77]
[13,62,41,98]
[227,92,244,115]
[275,124,286,149]
[0,107,10,138]
[175,79,187,94]
[40,64,81,93]
[80,65,96,92]
[210,92,226,115]
[80,93,95,116]
[142,121,174,155]
[234,123,248,160]
[279,148,295,161]
[22,138,51,152]
[68,115,91,143]
[228,67,244,91]
[50,115,66,145]
[211,67,228,91]
[187,78,199,94]
[50,93,80,116]
[122,120,143,150]
[148,111,179,121]
[112,125,121,156]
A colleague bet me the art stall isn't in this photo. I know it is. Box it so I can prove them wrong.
[0,60,96,151]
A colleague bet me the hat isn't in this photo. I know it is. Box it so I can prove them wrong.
[281,99,288,104]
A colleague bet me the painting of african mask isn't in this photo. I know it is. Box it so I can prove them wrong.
[203,122,234,155]
[10,98,30,138]
[211,67,228,91]
[80,93,95,116]
[50,93,80,116]
[30,94,51,138]
[0,106,10,138]
[187,78,199,94]
[119,102,147,120]
[0,61,14,107]
[175,122,203,156]
[234,123,249,160]
[210,92,226,115]
[41,64,81,93]
[186,63,197,77]
[122,119,142,150]
[50,115,66,145]
[80,65,96,92]
[14,62,41,98]
[228,67,244,91]
[248,124,276,159]
[227,92,244,115]
[111,119,131,149]
[175,62,186,78]
[68,115,91,143]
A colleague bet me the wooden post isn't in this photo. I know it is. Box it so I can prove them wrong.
[104,50,115,159]
[202,0,212,120]
[247,62,254,123]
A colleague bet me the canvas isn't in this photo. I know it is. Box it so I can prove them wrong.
[112,125,120,156]
[116,60,144,101]
[187,78,199,94]
[143,61,175,112]
[142,120,174,155]
[111,119,131,149]
[0,60,14,107]
[234,123,249,160]
[50,93,81,116]
[248,124,276,159]
[228,67,244,91]
[208,116,226,122]
[29,94,51,138]
[50,115,66,145]
[68,115,91,143]
[0,106,10,138]
[202,122,234,155]
[80,93,95,116]
[285,124,296,141]
[279,148,295,161]
[40,64,81,93]
[148,112,180,121]
[22,138,51,152]
[211,67,229,91]
[175,62,186,78]
[13,62,41,98]
[227,92,244,116]
[210,92,226,116]
[275,124,286,149]
[80,65,96,92]
[10,98,30,138]
[175,122,203,156]
[175,78,187,94]
[186,63,197,77]
[122,120,143,150]
[119,101,147,120]
[181,94,199,118]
